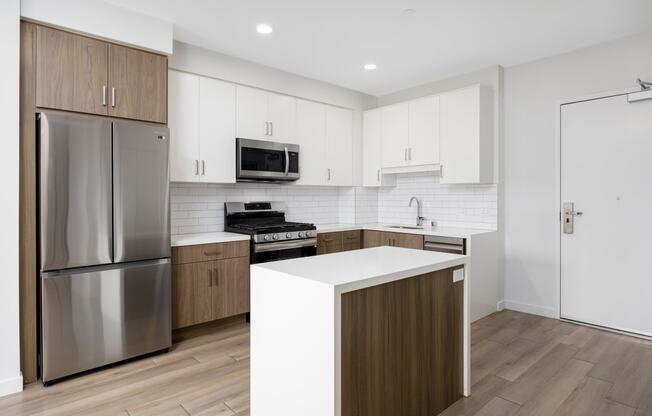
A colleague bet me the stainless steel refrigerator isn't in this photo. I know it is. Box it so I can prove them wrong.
[38,112,171,384]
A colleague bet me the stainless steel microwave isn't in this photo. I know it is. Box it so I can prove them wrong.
[236,138,300,182]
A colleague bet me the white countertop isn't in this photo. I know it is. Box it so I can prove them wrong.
[315,223,495,239]
[252,246,467,293]
[171,232,250,247]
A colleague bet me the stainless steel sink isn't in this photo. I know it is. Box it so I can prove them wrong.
[386,225,424,230]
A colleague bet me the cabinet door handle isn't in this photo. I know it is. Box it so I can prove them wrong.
[264,121,269,136]
[404,148,408,161]
[208,269,213,287]
[195,160,199,175]
[270,121,273,136]
[202,160,206,176]
[204,251,221,256]
[408,147,412,161]
[111,87,116,108]
[377,169,380,182]
[213,268,219,286]
[102,85,107,106]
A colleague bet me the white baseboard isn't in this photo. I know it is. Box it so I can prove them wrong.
[503,300,558,319]
[497,300,505,311]
[0,374,22,397]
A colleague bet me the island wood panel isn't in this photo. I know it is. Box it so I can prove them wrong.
[172,240,249,264]
[35,25,109,116]
[213,257,250,320]
[341,230,362,251]
[108,44,167,124]
[19,20,38,384]
[341,267,463,416]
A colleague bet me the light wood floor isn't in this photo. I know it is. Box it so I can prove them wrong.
[1,310,651,416]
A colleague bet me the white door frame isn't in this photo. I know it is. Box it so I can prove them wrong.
[553,86,640,320]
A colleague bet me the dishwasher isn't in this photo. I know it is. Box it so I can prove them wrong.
[423,235,466,255]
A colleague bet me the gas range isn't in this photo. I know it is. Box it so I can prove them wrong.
[224,202,317,263]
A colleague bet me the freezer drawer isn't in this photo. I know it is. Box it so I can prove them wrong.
[39,112,113,271]
[41,259,171,383]
[113,120,171,263]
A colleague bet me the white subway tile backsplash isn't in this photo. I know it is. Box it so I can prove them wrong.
[171,172,497,236]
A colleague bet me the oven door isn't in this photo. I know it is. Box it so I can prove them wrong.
[252,238,317,264]
[237,138,299,182]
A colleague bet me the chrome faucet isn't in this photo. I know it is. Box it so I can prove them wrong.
[409,197,426,226]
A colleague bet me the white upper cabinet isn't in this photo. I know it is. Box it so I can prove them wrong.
[169,70,236,184]
[439,85,494,184]
[199,77,236,183]
[235,86,268,140]
[169,70,200,182]
[363,109,382,186]
[296,99,326,186]
[381,103,409,168]
[236,86,296,142]
[268,93,296,142]
[325,106,353,186]
[408,95,440,166]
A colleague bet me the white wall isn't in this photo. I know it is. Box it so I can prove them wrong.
[503,30,652,317]
[0,0,23,397]
[169,41,378,185]
[20,0,173,54]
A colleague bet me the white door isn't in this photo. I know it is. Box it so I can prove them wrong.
[363,109,381,186]
[199,77,236,183]
[381,103,409,168]
[408,95,440,166]
[561,92,652,337]
[168,70,200,182]
[296,99,326,186]
[268,93,296,143]
[325,106,353,186]
[236,86,269,140]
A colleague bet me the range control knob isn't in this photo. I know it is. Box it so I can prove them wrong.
[272,234,279,240]
[305,231,313,237]
[286,233,292,239]
[298,231,304,238]
[263,234,270,241]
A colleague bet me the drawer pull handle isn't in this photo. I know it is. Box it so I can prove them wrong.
[204,251,221,256]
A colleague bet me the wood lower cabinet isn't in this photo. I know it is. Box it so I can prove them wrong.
[341,267,463,416]
[317,230,361,255]
[172,241,250,330]
[362,230,424,250]
[34,24,167,123]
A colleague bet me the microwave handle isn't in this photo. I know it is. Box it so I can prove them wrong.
[284,146,289,176]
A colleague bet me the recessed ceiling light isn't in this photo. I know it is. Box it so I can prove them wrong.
[402,8,416,15]
[364,63,377,71]
[256,23,273,35]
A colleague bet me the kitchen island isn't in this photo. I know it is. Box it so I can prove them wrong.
[250,246,470,416]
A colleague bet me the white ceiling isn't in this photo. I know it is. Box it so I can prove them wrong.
[103,0,652,96]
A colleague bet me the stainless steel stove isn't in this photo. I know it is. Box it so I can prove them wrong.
[224,202,317,264]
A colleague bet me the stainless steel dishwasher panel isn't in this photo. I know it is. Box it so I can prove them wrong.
[41,259,171,383]
[423,235,466,255]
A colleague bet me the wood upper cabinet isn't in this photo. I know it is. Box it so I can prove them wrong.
[108,44,167,123]
[36,25,108,116]
[34,24,167,123]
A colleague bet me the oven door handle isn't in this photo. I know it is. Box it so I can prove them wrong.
[284,146,289,176]
[254,238,317,253]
